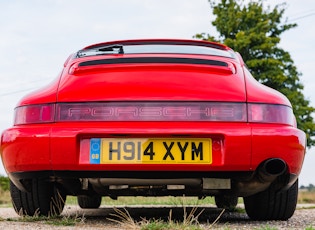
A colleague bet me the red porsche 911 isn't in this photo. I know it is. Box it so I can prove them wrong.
[0,39,306,220]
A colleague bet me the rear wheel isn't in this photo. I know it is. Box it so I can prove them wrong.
[244,179,298,220]
[215,194,238,211]
[10,179,66,216]
[77,195,102,209]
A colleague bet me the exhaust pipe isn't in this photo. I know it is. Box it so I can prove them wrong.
[235,158,287,196]
[257,158,287,183]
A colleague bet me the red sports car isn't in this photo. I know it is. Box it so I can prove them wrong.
[0,39,306,220]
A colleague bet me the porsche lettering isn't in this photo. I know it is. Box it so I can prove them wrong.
[68,106,214,117]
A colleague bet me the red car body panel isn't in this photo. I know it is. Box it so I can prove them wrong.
[58,63,246,102]
[2,122,305,174]
[0,39,306,198]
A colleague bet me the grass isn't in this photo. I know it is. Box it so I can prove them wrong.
[66,195,217,206]
[298,190,315,203]
[305,226,315,230]
[0,188,11,207]
[1,185,315,229]
[254,226,278,230]
[107,204,225,230]
[6,213,85,226]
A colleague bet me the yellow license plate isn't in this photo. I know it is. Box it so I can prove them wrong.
[89,138,212,164]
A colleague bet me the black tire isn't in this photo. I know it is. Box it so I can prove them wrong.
[215,194,238,211]
[244,179,298,220]
[10,179,66,217]
[77,195,102,209]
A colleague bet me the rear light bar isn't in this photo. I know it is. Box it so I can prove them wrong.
[56,102,247,122]
[14,102,295,126]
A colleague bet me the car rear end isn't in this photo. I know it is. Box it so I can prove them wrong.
[0,39,306,220]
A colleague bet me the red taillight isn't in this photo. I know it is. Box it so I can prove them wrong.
[14,104,55,125]
[248,104,294,126]
[56,102,247,122]
[14,102,294,126]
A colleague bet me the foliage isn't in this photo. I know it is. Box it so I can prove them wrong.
[195,0,315,147]
[0,176,10,205]
[300,184,315,192]
[0,176,9,191]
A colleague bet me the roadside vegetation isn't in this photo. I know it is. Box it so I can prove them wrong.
[298,185,315,203]
[1,176,315,207]
[195,0,315,147]
[2,178,315,206]
[0,176,10,207]
[1,176,315,229]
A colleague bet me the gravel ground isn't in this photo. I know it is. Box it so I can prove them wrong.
[0,204,314,229]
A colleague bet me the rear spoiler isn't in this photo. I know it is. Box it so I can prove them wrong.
[69,57,236,75]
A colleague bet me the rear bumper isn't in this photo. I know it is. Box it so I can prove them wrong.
[1,121,306,196]
[8,168,298,197]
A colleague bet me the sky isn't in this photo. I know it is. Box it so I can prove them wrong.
[0,0,315,186]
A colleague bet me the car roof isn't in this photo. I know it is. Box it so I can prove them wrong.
[82,38,230,50]
[75,39,237,60]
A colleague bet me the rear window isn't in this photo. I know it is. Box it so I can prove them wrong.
[77,44,236,59]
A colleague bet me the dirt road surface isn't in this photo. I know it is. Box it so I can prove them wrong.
[1,204,314,229]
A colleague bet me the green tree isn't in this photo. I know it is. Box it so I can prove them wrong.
[195,0,315,147]
[0,176,9,191]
